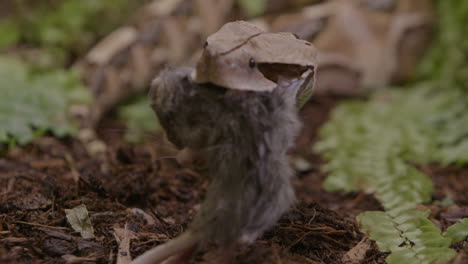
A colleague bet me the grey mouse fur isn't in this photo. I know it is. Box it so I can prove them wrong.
[141,66,301,262]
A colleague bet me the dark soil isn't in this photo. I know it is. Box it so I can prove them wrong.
[0,96,466,264]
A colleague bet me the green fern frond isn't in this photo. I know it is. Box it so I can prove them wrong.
[315,86,465,263]
[444,219,468,243]
[358,210,456,264]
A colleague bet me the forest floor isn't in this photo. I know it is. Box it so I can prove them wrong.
[0,96,466,264]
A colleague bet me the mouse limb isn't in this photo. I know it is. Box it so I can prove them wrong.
[131,231,198,264]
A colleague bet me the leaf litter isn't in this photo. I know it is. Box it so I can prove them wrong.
[65,204,95,239]
[0,96,466,263]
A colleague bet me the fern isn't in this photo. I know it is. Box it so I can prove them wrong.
[0,57,91,145]
[316,87,441,191]
[444,219,468,243]
[316,87,467,263]
[430,91,468,165]
[315,1,468,262]
[358,211,455,264]
[419,0,468,95]
[418,0,468,164]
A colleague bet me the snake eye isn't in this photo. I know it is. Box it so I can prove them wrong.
[203,41,208,48]
[249,58,256,68]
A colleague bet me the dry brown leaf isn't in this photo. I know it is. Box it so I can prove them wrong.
[194,21,317,92]
[114,224,136,264]
[64,204,95,239]
[341,236,372,264]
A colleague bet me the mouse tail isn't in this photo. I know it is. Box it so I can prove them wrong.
[131,231,198,264]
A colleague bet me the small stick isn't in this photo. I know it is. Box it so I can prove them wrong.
[15,221,68,230]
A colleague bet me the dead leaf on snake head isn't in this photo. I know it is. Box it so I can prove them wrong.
[194,21,318,94]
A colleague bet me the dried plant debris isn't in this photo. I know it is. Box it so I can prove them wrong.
[0,0,466,263]
[261,202,375,263]
[341,237,372,264]
[0,97,462,263]
[114,224,136,264]
[65,204,95,239]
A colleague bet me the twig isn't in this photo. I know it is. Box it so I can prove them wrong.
[0,176,15,197]
[272,244,283,264]
[15,220,68,230]
[29,159,66,168]
[114,223,135,264]
[320,234,348,248]
[1,237,29,243]
[307,207,317,225]
[289,224,335,232]
[287,231,312,250]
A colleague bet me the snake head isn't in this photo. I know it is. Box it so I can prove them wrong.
[194,21,318,107]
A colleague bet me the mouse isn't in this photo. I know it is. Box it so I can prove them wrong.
[132,21,317,264]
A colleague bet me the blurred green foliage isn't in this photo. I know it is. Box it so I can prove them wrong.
[0,57,91,145]
[418,0,468,165]
[0,21,20,49]
[0,0,146,67]
[238,0,267,16]
[20,0,130,47]
[0,0,147,146]
[444,218,468,243]
[118,97,161,143]
[419,0,468,94]
[316,1,468,263]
